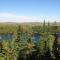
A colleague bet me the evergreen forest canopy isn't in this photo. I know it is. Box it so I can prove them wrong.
[0,21,60,60]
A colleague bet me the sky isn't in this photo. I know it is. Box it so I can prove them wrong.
[0,0,60,22]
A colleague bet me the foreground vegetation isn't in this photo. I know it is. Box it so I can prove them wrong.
[0,22,60,60]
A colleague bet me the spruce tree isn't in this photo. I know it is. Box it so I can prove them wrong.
[16,25,23,42]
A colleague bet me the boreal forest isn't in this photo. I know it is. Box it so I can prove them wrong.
[0,21,60,60]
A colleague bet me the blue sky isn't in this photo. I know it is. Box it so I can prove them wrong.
[0,0,60,22]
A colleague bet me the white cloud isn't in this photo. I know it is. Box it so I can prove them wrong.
[0,13,60,23]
